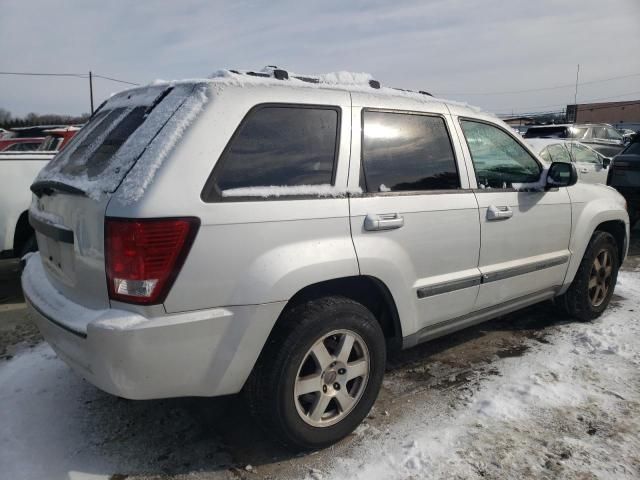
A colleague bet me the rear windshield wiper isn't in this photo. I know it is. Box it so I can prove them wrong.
[31,180,86,198]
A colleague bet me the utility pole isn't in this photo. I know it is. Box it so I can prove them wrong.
[89,70,94,115]
[573,64,580,122]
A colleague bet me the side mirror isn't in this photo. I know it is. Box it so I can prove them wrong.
[546,161,578,189]
[602,157,611,168]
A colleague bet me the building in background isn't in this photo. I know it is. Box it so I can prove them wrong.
[566,100,640,130]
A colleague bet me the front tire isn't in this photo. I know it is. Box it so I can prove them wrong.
[244,296,386,450]
[560,231,619,321]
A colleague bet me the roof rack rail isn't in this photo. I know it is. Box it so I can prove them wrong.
[229,67,383,90]
[227,67,432,96]
[391,87,433,97]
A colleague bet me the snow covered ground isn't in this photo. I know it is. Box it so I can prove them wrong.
[1,269,639,479]
[321,270,640,480]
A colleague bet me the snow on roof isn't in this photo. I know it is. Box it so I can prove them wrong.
[145,67,487,116]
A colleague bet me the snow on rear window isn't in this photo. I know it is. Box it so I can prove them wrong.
[35,82,209,201]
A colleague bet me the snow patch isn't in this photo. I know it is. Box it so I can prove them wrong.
[221,185,363,198]
[320,270,640,480]
[115,83,209,204]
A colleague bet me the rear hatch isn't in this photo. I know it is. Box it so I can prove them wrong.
[29,82,206,312]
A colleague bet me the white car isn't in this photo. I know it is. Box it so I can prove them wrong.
[22,68,630,450]
[526,138,610,184]
[0,151,55,258]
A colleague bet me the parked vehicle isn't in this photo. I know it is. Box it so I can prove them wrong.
[608,138,640,227]
[524,123,627,157]
[526,138,610,184]
[618,128,636,143]
[36,126,80,152]
[0,124,74,152]
[0,152,55,258]
[22,69,629,450]
[0,137,44,152]
[0,126,79,258]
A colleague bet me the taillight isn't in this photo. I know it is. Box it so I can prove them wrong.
[105,217,199,305]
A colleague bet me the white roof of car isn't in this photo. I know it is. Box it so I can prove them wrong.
[526,138,573,152]
[140,67,492,119]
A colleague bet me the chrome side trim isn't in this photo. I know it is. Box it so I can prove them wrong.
[417,276,481,299]
[481,255,569,284]
[416,255,569,300]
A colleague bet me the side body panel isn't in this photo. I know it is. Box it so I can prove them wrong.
[105,85,359,312]
[347,93,481,339]
[447,104,573,309]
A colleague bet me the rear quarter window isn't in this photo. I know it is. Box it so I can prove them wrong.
[361,110,460,193]
[204,105,340,200]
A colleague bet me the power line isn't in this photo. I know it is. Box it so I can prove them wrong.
[92,74,140,86]
[438,72,640,96]
[493,91,640,116]
[496,100,640,118]
[0,71,87,78]
[0,71,139,85]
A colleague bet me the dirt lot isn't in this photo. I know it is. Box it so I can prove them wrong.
[1,226,638,479]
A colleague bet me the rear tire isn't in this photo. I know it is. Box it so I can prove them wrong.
[559,231,619,321]
[244,296,386,450]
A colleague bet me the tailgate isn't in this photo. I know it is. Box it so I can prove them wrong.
[29,82,205,311]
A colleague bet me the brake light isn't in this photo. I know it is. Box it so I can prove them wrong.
[105,217,199,305]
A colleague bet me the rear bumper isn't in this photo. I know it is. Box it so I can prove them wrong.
[22,254,285,399]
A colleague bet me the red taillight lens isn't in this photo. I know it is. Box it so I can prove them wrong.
[105,217,199,305]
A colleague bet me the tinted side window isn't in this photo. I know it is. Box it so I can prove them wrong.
[538,147,552,163]
[213,106,339,194]
[361,111,459,192]
[569,143,601,164]
[460,120,541,188]
[547,144,572,163]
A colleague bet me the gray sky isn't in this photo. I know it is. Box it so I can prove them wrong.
[1,0,639,117]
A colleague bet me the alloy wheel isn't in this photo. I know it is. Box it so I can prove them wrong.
[294,329,370,427]
[589,248,613,307]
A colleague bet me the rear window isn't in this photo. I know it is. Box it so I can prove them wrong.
[35,83,209,202]
[206,105,339,199]
[55,107,147,178]
[5,142,41,151]
[361,111,459,192]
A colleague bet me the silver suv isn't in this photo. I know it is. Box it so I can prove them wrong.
[22,69,629,450]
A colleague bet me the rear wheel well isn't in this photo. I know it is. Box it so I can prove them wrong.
[595,220,626,264]
[13,211,34,256]
[282,276,403,351]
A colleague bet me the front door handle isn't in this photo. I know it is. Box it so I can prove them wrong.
[364,213,404,231]
[580,167,589,173]
[487,205,513,221]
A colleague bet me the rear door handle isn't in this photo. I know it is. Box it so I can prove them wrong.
[487,205,513,221]
[364,213,404,231]
[580,168,589,173]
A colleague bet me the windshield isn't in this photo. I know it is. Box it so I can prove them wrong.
[623,141,640,155]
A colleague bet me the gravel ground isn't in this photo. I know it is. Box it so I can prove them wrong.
[0,225,638,479]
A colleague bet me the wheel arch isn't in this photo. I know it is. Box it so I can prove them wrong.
[274,275,403,351]
[13,210,34,256]
[594,219,627,264]
[562,207,629,293]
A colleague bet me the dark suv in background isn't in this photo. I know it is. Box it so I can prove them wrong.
[608,138,640,227]
[525,123,627,157]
